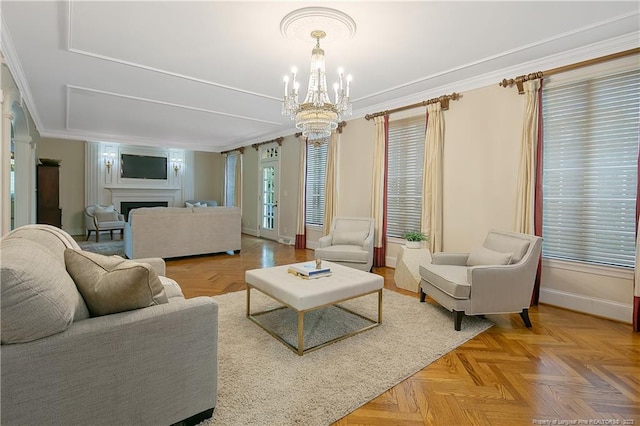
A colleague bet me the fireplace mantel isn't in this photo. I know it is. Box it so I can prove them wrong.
[106,187,182,211]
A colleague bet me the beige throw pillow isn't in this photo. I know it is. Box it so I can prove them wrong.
[64,249,168,316]
[332,230,369,246]
[466,246,513,266]
[95,211,119,222]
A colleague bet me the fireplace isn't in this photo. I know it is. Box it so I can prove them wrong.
[121,201,169,220]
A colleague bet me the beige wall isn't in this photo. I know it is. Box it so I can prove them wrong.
[193,151,224,203]
[37,138,85,235]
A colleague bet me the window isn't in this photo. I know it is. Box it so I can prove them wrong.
[305,142,328,226]
[224,153,238,206]
[542,68,639,268]
[386,115,426,238]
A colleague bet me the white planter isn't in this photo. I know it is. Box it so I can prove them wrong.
[405,241,422,249]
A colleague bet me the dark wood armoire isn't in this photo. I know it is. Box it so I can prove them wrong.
[36,164,62,227]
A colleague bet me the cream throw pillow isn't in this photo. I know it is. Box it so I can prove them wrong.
[95,211,119,222]
[332,230,369,246]
[64,249,168,316]
[466,246,513,266]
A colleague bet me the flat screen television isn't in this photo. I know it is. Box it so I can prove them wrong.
[120,154,168,180]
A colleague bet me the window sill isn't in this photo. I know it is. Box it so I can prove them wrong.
[542,257,633,280]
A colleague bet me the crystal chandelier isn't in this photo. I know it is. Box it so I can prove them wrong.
[282,30,352,141]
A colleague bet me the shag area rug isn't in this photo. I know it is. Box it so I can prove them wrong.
[203,288,492,426]
[77,239,125,256]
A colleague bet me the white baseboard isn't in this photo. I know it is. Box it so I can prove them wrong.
[241,227,258,237]
[278,236,294,246]
[539,288,632,324]
[306,241,319,250]
[386,256,397,268]
[66,228,85,237]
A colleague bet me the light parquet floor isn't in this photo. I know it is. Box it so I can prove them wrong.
[166,235,640,426]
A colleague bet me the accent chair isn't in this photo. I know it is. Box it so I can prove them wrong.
[314,217,375,271]
[84,204,126,242]
[419,229,542,330]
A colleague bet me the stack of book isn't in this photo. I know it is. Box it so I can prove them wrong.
[287,262,332,279]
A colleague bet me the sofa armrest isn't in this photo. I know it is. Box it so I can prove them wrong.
[134,257,166,276]
[318,235,332,248]
[1,297,218,426]
[432,252,469,265]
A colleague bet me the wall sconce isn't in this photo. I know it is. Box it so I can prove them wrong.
[171,157,183,176]
[103,152,116,174]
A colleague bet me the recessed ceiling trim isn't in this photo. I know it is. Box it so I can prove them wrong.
[355,10,639,103]
[65,85,282,132]
[66,1,280,102]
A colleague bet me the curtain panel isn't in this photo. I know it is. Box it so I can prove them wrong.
[422,102,444,253]
[323,132,338,236]
[295,136,307,249]
[371,116,388,267]
[515,79,541,235]
[532,80,544,305]
[234,152,243,212]
[634,144,640,332]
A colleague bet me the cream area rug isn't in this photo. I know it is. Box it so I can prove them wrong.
[203,288,492,426]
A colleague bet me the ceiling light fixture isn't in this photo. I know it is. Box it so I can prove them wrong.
[281,30,352,141]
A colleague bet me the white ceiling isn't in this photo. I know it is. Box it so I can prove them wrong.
[2,1,639,152]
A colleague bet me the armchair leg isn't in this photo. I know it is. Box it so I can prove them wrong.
[519,308,532,328]
[419,289,426,303]
[453,310,464,331]
[86,230,91,241]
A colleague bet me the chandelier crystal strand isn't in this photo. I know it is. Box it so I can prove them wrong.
[282,30,352,141]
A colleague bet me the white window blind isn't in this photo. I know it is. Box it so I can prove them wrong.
[306,143,328,226]
[224,153,237,206]
[542,68,639,268]
[387,115,426,238]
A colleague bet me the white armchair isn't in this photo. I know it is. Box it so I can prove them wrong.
[84,204,126,242]
[419,229,542,330]
[314,217,375,271]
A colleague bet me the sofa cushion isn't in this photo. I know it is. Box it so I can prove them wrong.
[466,246,512,266]
[65,249,169,317]
[1,239,85,344]
[315,245,368,263]
[483,233,530,264]
[332,230,368,246]
[419,264,470,299]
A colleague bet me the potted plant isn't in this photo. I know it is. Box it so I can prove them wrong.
[403,231,428,249]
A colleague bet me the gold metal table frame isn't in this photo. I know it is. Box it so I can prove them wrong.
[246,285,383,356]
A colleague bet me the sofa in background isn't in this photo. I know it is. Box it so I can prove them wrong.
[1,224,218,425]
[124,206,241,259]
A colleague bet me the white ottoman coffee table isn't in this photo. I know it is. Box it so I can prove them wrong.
[245,261,384,355]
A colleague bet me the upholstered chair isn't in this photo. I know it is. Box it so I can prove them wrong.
[315,217,375,271]
[84,204,126,242]
[419,229,542,330]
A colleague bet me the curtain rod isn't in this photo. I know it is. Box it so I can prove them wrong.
[220,147,245,155]
[499,47,640,94]
[364,93,460,121]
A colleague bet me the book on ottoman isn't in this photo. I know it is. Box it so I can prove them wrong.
[288,262,332,279]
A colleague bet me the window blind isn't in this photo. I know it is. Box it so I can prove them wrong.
[387,115,426,238]
[225,154,237,206]
[305,143,328,226]
[542,68,640,268]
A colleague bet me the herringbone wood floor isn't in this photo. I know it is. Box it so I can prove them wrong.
[166,235,640,426]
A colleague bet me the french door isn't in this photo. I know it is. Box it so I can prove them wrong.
[259,161,279,241]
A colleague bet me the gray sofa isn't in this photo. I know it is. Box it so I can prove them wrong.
[1,224,218,425]
[124,206,241,259]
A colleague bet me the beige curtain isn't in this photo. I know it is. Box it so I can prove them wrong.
[295,135,307,249]
[515,79,541,234]
[233,152,242,211]
[323,132,338,236]
[371,116,387,266]
[422,102,444,253]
